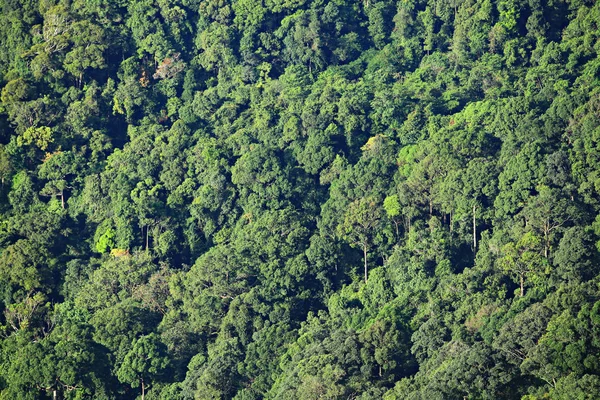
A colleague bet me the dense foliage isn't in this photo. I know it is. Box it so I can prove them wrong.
[1,0,600,398]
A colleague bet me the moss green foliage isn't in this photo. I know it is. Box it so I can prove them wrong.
[1,0,600,398]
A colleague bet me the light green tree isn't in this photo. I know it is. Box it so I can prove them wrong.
[337,197,383,283]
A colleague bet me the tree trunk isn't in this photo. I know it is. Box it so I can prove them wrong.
[53,390,57,400]
[363,245,368,283]
[145,226,149,251]
[61,190,65,209]
[520,273,524,297]
[472,204,477,250]
[544,222,549,258]
[141,378,145,400]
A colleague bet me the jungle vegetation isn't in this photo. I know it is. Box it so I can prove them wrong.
[1,0,600,398]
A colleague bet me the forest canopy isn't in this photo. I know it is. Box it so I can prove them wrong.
[1,0,600,399]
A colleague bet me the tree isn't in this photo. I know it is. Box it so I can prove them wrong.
[17,126,54,152]
[131,178,165,251]
[522,185,576,258]
[277,10,326,74]
[8,171,37,213]
[383,194,402,238]
[117,333,169,400]
[38,151,77,209]
[460,158,497,251]
[0,144,13,186]
[63,21,107,88]
[499,231,548,297]
[337,197,383,283]
[360,310,415,382]
[493,303,553,364]
[553,226,597,282]
[0,239,54,299]
[188,337,244,399]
